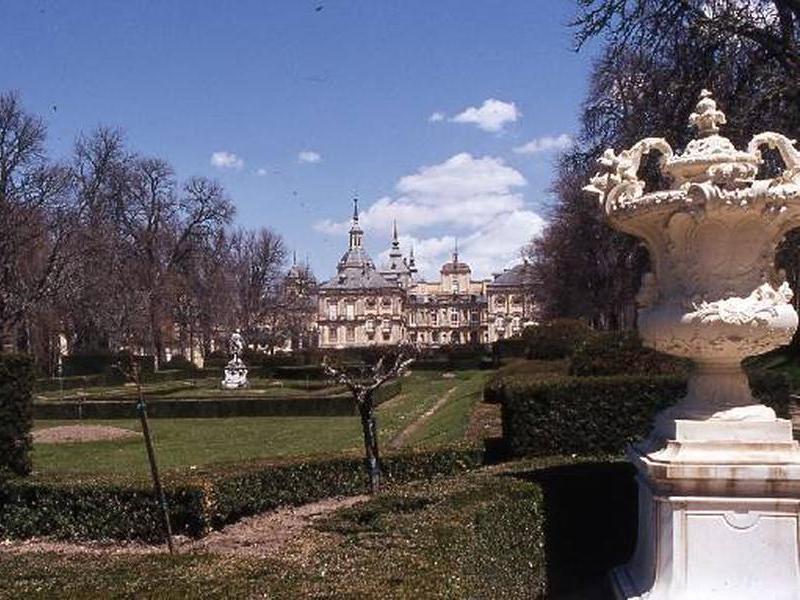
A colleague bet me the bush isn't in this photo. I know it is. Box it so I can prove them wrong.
[162,356,199,372]
[498,371,792,456]
[0,445,484,542]
[523,319,594,360]
[570,330,690,377]
[62,353,155,377]
[0,354,34,476]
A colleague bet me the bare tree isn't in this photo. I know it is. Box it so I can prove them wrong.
[229,227,287,345]
[323,347,415,493]
[0,91,76,351]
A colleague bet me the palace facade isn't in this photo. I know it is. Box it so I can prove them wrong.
[317,200,538,349]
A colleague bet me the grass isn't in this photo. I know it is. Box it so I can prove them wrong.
[32,370,490,478]
[0,458,628,599]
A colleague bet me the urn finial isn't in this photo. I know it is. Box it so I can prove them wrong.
[689,89,726,137]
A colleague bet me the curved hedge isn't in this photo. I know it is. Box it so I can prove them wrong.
[0,445,484,542]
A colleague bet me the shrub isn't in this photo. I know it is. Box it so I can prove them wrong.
[162,356,199,372]
[62,353,155,377]
[0,445,484,541]
[523,319,594,360]
[499,371,791,456]
[570,330,690,377]
[0,354,34,476]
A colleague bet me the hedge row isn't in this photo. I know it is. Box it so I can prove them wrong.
[0,445,484,542]
[62,353,156,377]
[498,371,791,456]
[0,354,34,476]
[33,379,402,420]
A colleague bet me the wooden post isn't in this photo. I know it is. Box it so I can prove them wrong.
[132,363,175,554]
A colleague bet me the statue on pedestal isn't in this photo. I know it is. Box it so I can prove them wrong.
[221,329,248,389]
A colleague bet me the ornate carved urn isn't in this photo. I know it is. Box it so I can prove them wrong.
[586,91,800,599]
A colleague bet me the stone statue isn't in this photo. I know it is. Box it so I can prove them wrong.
[229,329,244,360]
[585,90,800,599]
[221,329,248,389]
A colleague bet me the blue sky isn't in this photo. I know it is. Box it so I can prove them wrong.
[1,1,596,280]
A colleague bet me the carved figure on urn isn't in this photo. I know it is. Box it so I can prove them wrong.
[586,90,800,422]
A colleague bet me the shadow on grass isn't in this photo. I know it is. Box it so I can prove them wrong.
[509,461,638,599]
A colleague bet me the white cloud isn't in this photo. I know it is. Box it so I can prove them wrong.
[298,150,322,164]
[513,133,573,155]
[314,152,545,278]
[428,111,445,123]
[256,167,268,176]
[210,151,244,170]
[450,98,520,132]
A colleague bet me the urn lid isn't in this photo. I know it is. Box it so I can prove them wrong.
[664,90,759,186]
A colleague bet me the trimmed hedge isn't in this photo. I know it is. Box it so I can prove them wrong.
[62,353,155,377]
[499,371,792,456]
[0,354,35,476]
[523,319,594,360]
[33,379,402,420]
[0,445,484,542]
[570,330,689,377]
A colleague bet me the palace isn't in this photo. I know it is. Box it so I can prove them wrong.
[317,200,538,349]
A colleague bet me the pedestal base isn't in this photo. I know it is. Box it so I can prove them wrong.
[612,418,800,600]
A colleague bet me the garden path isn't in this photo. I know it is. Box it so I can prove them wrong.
[386,386,456,450]
[0,495,368,559]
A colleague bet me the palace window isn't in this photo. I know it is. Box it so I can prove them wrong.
[450,308,459,326]
[366,297,376,309]
[346,302,355,320]
[452,278,460,293]
[431,311,438,325]
[470,310,479,323]
[328,302,338,319]
[328,326,338,342]
[346,326,355,342]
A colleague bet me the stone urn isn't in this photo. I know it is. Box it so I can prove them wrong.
[586,90,800,599]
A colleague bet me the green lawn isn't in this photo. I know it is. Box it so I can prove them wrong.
[32,370,491,477]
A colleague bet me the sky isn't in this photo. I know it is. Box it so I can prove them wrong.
[1,1,597,281]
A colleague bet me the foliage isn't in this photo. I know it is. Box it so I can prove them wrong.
[528,0,800,327]
[570,330,690,376]
[498,371,792,456]
[61,353,155,377]
[0,445,483,542]
[523,318,594,360]
[0,457,641,598]
[162,355,199,372]
[0,354,35,476]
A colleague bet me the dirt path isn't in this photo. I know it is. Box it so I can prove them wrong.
[465,401,502,443]
[387,386,456,450]
[0,495,368,559]
[33,425,140,444]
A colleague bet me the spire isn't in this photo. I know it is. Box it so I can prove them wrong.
[392,219,398,243]
[292,250,297,265]
[453,238,459,263]
[348,197,364,250]
[390,219,401,253]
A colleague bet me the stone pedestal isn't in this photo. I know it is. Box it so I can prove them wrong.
[221,357,248,389]
[612,418,800,599]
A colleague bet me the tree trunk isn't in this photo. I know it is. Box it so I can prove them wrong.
[358,393,382,493]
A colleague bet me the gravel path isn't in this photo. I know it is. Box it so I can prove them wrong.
[33,425,141,444]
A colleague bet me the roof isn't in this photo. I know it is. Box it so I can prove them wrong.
[319,266,400,291]
[489,263,536,287]
[441,260,471,275]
